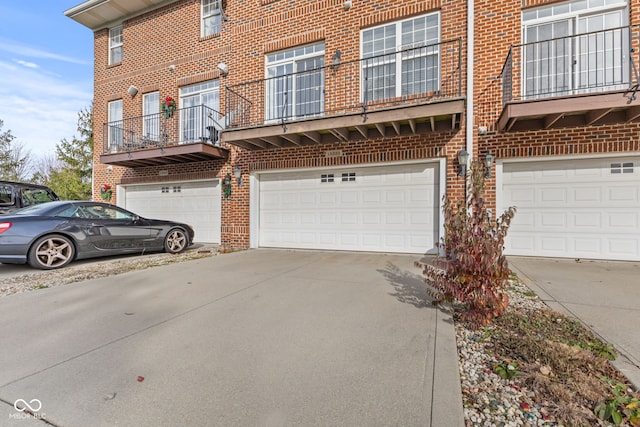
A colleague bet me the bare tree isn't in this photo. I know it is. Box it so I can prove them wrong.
[0,120,30,181]
[31,153,61,185]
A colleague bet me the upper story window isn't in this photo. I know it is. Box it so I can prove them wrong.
[179,80,220,144]
[522,0,628,99]
[202,0,222,37]
[109,25,123,64]
[107,100,123,151]
[361,12,440,102]
[142,92,160,142]
[265,42,325,122]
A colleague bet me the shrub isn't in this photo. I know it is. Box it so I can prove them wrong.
[416,160,516,328]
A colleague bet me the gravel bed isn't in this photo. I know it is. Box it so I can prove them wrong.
[0,248,218,298]
[456,281,552,427]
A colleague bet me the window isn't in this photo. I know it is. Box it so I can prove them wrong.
[179,80,219,143]
[320,174,334,183]
[143,92,160,142]
[341,172,356,182]
[265,42,325,122]
[107,100,123,152]
[361,13,440,102]
[109,25,123,64]
[202,0,222,37]
[0,185,12,205]
[523,0,628,98]
[611,162,634,174]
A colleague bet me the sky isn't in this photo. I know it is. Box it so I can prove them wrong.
[0,1,93,158]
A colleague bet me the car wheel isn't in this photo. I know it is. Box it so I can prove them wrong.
[164,228,188,254]
[28,234,75,270]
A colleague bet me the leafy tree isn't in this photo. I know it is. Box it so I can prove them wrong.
[0,120,30,181]
[47,107,94,200]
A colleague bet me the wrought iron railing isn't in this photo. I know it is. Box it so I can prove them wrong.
[225,38,462,129]
[501,25,639,105]
[103,105,223,154]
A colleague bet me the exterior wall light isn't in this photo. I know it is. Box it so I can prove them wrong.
[217,62,229,76]
[127,85,139,97]
[457,149,469,177]
[331,50,341,69]
[233,166,243,186]
[484,151,494,178]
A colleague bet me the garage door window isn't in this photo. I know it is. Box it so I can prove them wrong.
[610,162,634,174]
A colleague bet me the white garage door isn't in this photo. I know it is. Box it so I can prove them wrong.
[258,163,439,253]
[500,157,640,261]
[122,180,221,243]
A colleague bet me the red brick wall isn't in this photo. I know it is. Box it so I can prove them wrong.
[474,0,640,210]
[92,0,470,250]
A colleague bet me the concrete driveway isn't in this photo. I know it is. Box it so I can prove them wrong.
[0,249,463,426]
[509,256,640,388]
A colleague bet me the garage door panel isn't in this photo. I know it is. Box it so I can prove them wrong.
[123,180,220,244]
[259,163,439,254]
[501,157,640,261]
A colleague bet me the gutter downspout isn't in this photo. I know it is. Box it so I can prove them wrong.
[466,0,474,185]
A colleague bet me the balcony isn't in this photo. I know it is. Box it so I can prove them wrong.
[222,38,464,150]
[101,105,228,168]
[498,26,640,132]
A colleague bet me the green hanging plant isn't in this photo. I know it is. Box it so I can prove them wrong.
[222,173,232,198]
[100,184,112,201]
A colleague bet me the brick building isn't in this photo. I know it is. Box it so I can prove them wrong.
[66,0,640,261]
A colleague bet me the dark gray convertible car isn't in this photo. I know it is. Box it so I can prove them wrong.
[0,201,195,270]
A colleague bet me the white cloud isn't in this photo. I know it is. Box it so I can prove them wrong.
[13,59,39,69]
[0,59,92,156]
[0,37,90,66]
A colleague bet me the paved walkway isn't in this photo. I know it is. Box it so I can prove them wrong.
[509,256,640,388]
[0,249,464,426]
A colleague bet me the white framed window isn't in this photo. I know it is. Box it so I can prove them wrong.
[179,80,220,143]
[142,92,160,142]
[107,100,123,151]
[265,42,325,122]
[522,0,629,98]
[109,25,123,64]
[361,12,440,102]
[202,0,222,37]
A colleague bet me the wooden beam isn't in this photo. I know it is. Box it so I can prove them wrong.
[280,133,301,145]
[585,108,612,125]
[375,123,385,137]
[626,105,640,122]
[329,127,349,142]
[543,113,563,129]
[390,121,401,135]
[430,116,435,132]
[259,136,286,148]
[302,131,321,143]
[355,125,368,138]
[408,119,417,134]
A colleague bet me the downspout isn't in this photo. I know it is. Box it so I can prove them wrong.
[466,0,474,179]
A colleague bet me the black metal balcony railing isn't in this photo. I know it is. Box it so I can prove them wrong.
[502,26,639,104]
[225,38,462,129]
[103,105,222,155]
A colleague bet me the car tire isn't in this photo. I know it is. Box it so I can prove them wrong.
[164,228,188,254]
[28,234,75,270]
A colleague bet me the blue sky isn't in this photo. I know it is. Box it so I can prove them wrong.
[0,1,93,157]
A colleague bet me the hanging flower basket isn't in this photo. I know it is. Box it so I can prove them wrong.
[100,184,112,201]
[222,173,232,198]
[161,96,176,118]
